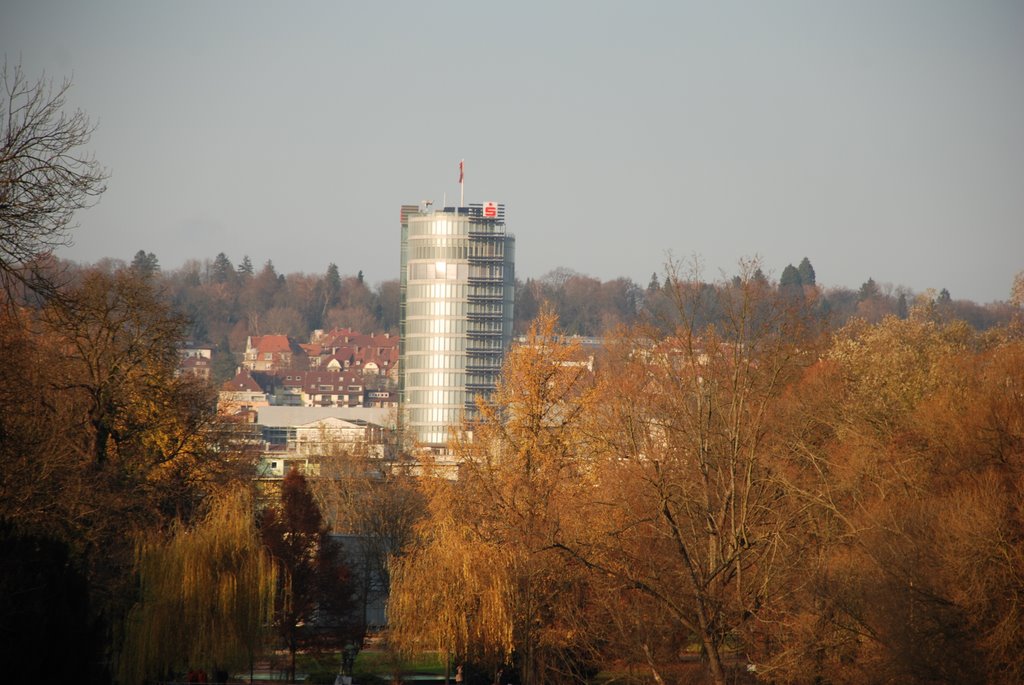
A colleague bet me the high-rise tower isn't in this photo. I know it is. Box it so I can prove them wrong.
[399,202,515,450]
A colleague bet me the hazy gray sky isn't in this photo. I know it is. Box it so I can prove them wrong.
[4,1,1022,302]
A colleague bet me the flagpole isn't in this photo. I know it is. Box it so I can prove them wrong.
[459,159,464,207]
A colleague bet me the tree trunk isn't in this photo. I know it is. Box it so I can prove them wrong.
[289,632,297,683]
[696,609,728,685]
[702,634,728,685]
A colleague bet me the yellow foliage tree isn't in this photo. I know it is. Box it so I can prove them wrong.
[389,309,601,684]
[119,489,277,684]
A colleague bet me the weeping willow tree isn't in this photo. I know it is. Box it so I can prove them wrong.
[388,478,517,668]
[119,489,277,684]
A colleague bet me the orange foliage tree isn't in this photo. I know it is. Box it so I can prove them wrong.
[389,310,602,684]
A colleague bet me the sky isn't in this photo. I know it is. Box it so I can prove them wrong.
[3,1,1022,303]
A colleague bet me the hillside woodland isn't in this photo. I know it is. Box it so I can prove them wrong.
[114,250,1019,386]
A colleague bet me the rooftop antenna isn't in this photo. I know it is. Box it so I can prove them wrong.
[459,159,464,207]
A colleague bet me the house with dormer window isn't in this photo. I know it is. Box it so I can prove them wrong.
[242,334,308,371]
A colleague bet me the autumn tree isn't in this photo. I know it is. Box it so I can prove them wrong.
[0,310,81,531]
[120,489,278,684]
[558,272,603,335]
[45,269,208,471]
[32,266,249,529]
[0,61,107,303]
[923,339,1024,680]
[0,264,255,681]
[262,305,306,339]
[764,315,1024,683]
[389,310,602,684]
[1012,271,1024,308]
[59,269,253,616]
[554,259,820,685]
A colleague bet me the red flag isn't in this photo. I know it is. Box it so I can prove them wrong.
[459,160,464,184]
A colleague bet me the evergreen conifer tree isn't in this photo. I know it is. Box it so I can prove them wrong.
[797,257,816,286]
[896,292,909,319]
[237,255,254,279]
[779,264,803,289]
[859,277,879,301]
[779,264,804,302]
[212,253,235,284]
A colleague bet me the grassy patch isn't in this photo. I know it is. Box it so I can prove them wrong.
[290,648,448,682]
[354,650,447,676]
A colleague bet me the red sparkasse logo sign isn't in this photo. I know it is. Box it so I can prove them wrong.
[483,201,498,218]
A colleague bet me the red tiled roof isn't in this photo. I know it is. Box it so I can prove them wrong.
[262,369,364,392]
[312,329,398,370]
[221,368,264,392]
[297,370,363,392]
[250,334,294,354]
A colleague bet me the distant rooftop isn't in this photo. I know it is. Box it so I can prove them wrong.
[255,405,394,429]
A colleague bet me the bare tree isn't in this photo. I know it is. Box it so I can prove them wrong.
[1,60,107,301]
[555,259,820,685]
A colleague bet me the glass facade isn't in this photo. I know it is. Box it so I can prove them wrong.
[399,204,515,449]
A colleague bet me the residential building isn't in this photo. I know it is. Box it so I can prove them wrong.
[306,328,399,380]
[272,369,366,408]
[219,367,270,410]
[242,334,307,371]
[177,354,212,380]
[216,327,396,411]
[399,202,515,449]
[232,369,396,409]
[177,342,214,380]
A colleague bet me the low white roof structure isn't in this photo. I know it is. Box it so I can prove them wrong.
[255,405,395,429]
